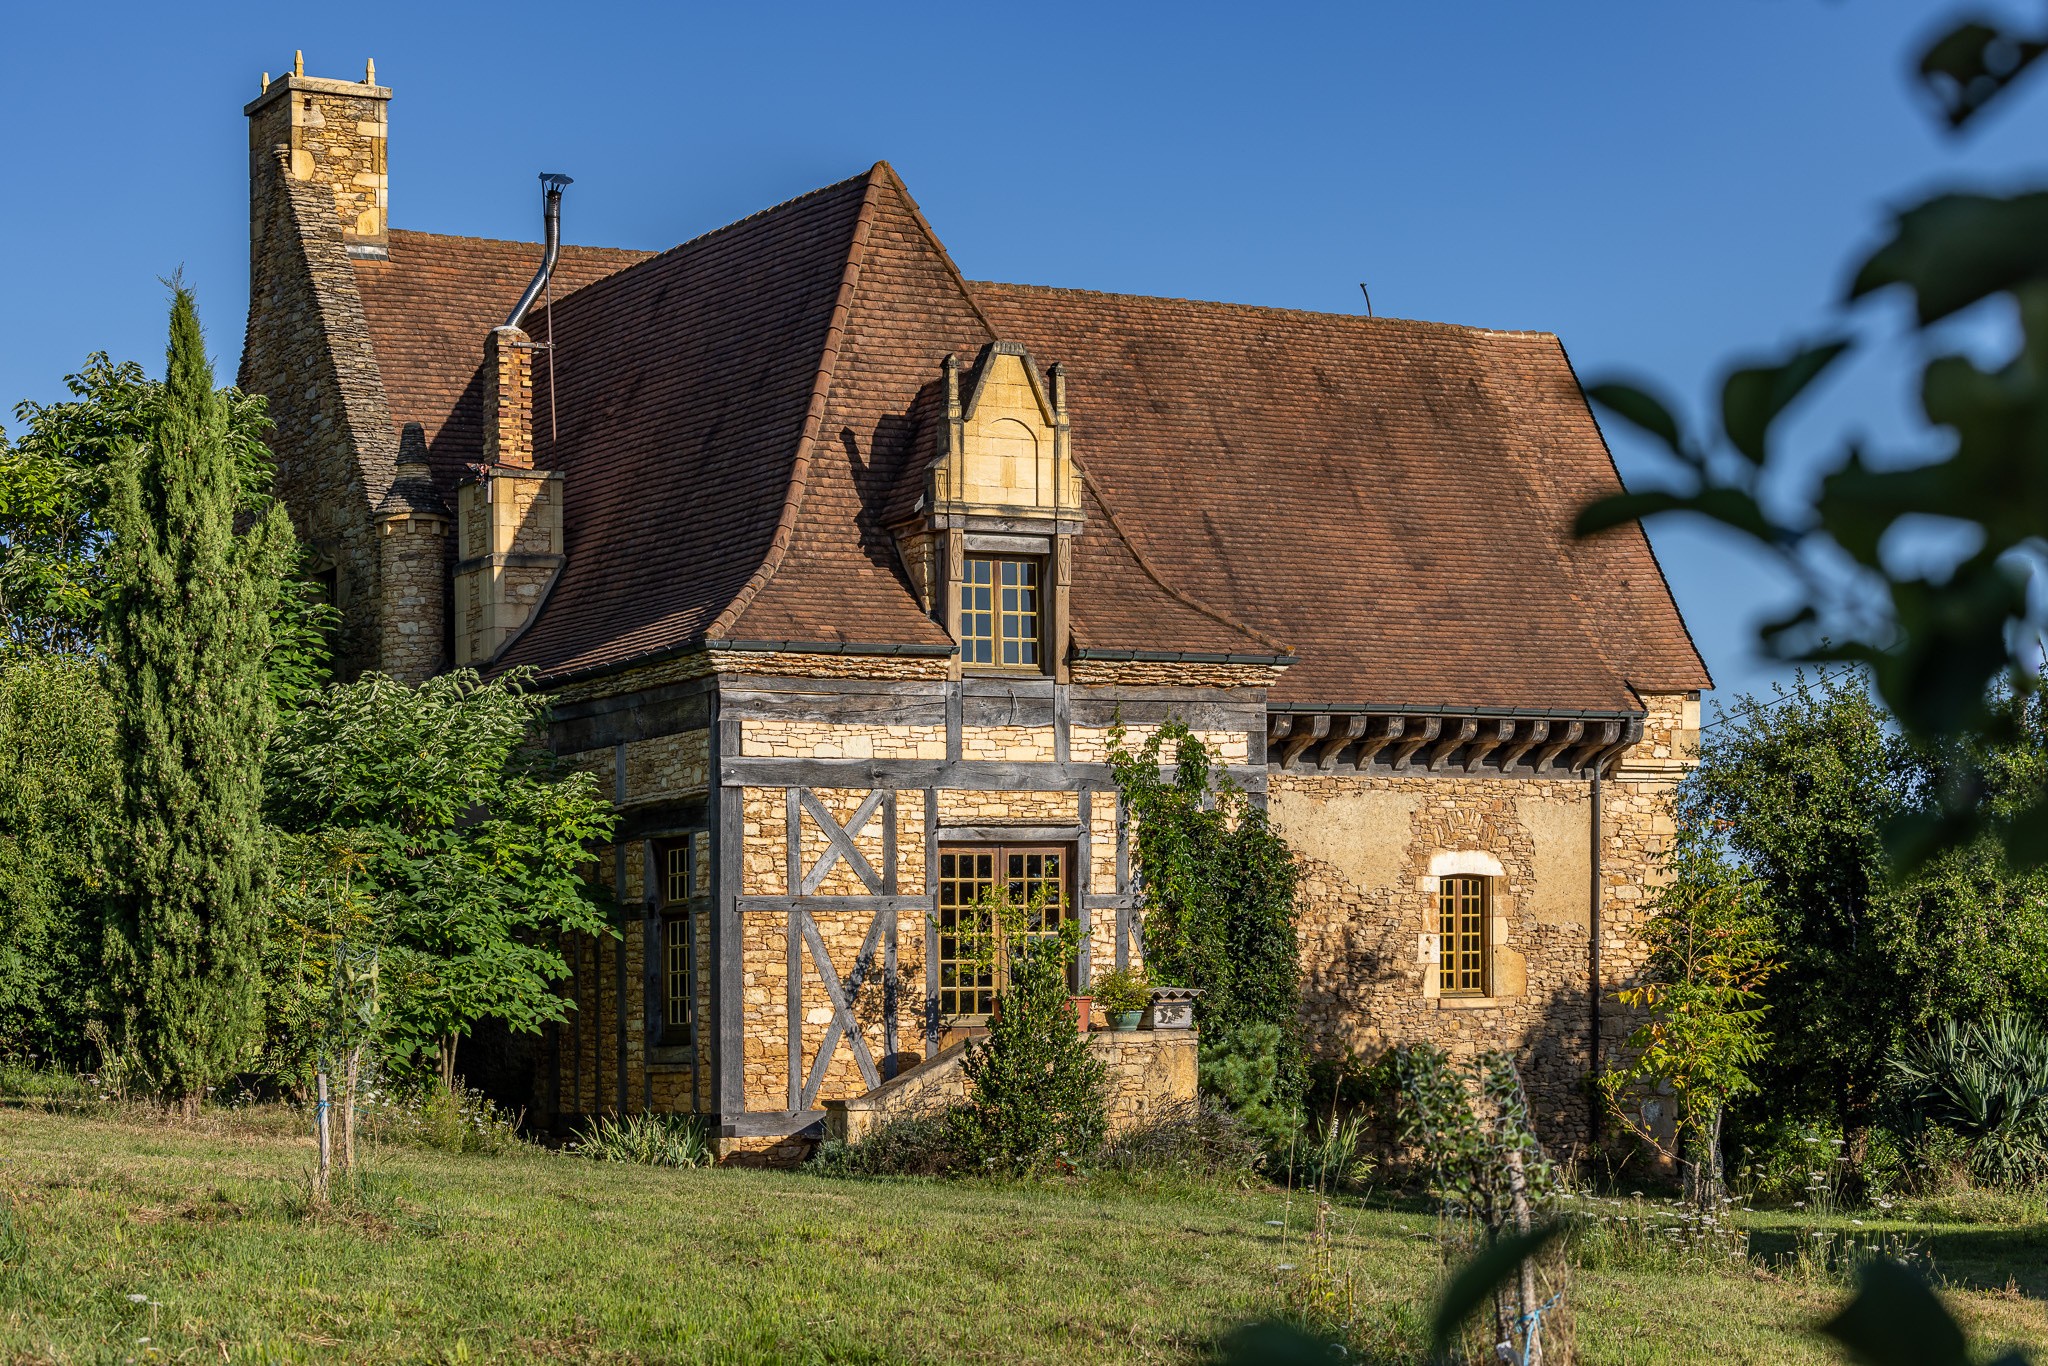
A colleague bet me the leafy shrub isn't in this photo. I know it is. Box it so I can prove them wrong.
[950,933,1108,1172]
[1733,1119,1849,1209]
[1889,1014,2048,1188]
[1097,1099,1265,1184]
[1091,965,1149,1016]
[1199,1021,1296,1150]
[359,1082,527,1155]
[809,1106,968,1179]
[570,1112,715,1169]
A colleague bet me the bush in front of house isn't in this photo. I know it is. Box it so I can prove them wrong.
[1096,1098,1266,1185]
[809,1106,968,1178]
[948,931,1109,1172]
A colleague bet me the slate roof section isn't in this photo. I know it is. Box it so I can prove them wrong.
[970,282,1709,708]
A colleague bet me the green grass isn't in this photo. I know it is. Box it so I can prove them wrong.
[1,1108,2044,1364]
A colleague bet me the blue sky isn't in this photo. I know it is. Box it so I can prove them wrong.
[5,1,2041,708]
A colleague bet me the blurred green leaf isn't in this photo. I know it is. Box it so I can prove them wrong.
[1574,490,1697,538]
[1722,339,1850,464]
[1852,192,2048,324]
[1586,381,1689,458]
[1819,1259,1970,1366]
[1429,1221,1562,1360]
[1210,1320,1339,1365]
[1917,19,2047,130]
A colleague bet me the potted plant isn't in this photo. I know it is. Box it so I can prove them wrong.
[1092,966,1150,1031]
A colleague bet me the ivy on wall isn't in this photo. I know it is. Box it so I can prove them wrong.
[1109,719,1304,1102]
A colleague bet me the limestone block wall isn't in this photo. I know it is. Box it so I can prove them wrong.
[1069,724,1248,764]
[824,1029,1197,1147]
[375,515,447,682]
[1268,695,1694,1153]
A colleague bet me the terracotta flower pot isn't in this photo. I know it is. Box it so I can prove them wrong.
[1068,995,1092,1035]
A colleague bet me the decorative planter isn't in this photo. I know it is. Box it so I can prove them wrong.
[1141,987,1201,1031]
[1068,995,1093,1035]
[1110,1010,1143,1032]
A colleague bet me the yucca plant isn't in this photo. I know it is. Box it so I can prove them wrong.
[570,1112,716,1169]
[1889,1014,2048,1188]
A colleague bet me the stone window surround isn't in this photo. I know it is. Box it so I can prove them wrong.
[1419,849,1518,1008]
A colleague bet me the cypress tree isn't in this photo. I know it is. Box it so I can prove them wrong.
[105,286,290,1112]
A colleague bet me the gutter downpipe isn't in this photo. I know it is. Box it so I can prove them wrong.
[1589,763,1603,1146]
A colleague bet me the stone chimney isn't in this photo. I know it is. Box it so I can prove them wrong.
[482,326,534,467]
[244,52,390,258]
[374,423,450,682]
[454,329,563,665]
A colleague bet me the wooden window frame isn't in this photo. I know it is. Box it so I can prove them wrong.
[1438,874,1490,997]
[649,830,711,1048]
[958,554,1044,672]
[935,843,1073,1019]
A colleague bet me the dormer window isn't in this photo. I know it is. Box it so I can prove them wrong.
[960,556,1041,669]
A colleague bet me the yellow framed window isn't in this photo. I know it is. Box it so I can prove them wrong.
[959,556,1041,668]
[1439,875,1489,996]
[935,845,1069,1016]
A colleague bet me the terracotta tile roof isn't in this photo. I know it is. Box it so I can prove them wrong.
[350,164,1706,707]
[352,230,653,494]
[493,172,882,676]
[967,282,1709,707]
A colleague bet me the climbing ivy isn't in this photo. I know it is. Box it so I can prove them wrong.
[1108,718,1304,1103]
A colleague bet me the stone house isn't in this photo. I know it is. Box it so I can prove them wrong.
[238,61,1709,1158]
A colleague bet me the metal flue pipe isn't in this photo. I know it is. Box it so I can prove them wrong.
[506,173,573,329]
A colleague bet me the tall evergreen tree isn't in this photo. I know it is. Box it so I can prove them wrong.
[104,287,291,1111]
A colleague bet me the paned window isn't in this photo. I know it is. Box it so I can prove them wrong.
[1438,875,1489,996]
[653,831,711,1043]
[959,556,1041,669]
[936,845,1069,1017]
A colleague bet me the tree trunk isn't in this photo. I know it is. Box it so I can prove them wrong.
[438,1033,459,1093]
[340,1045,361,1177]
[1505,1146,1543,1366]
[312,1069,331,1206]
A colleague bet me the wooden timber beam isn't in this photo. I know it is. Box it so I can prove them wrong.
[1532,720,1584,773]
[1353,715,1405,767]
[1317,715,1368,770]
[1390,716,1441,770]
[1565,720,1622,772]
[1268,714,1294,745]
[1279,713,1330,769]
[1465,718,1516,773]
[1427,718,1479,770]
[1496,718,1548,772]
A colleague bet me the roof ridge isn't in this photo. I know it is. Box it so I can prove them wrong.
[968,279,1559,341]
[381,227,654,258]
[706,166,886,640]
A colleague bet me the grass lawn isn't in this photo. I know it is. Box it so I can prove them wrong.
[1,1107,2043,1364]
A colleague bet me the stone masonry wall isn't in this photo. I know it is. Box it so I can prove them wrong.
[376,516,447,682]
[1268,693,1695,1154]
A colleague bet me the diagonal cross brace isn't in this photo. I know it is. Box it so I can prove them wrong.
[798,909,886,1108]
[798,788,887,895]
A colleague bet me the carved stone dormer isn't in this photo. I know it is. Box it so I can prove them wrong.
[927,342,1081,528]
[903,343,1083,681]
